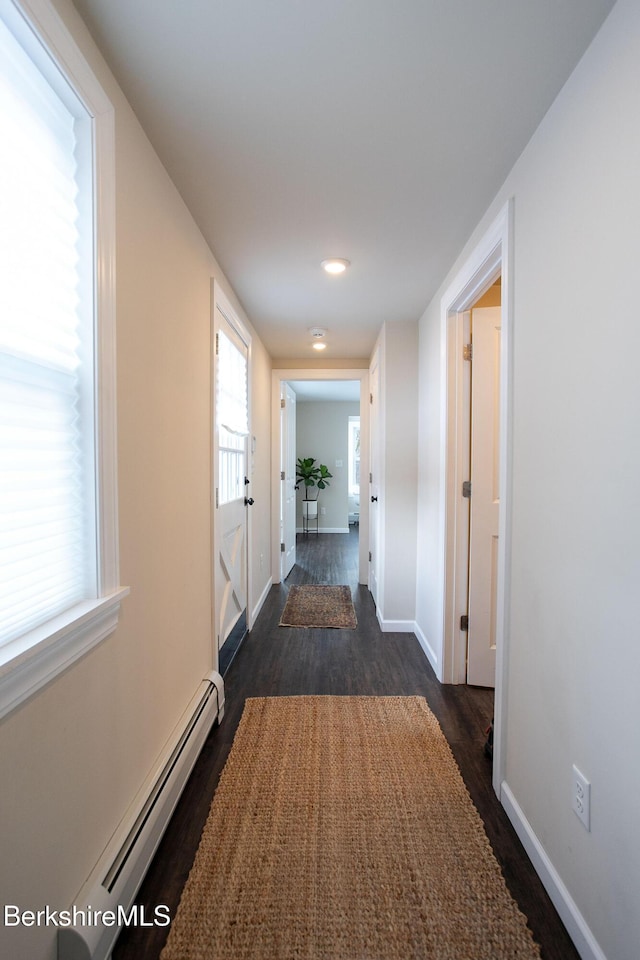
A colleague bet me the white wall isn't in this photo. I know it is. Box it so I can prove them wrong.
[0,3,272,959]
[376,321,419,627]
[416,2,640,957]
[295,401,359,531]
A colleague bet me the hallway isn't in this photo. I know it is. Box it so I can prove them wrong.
[114,530,577,960]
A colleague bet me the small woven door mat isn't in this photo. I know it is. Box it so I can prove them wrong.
[160,696,541,960]
[278,583,357,628]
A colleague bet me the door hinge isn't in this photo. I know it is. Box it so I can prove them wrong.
[215,332,219,356]
[463,343,473,361]
[280,397,286,408]
[462,480,472,499]
[460,614,469,631]
[370,393,373,404]
[280,470,285,480]
[215,487,219,508]
[369,472,373,484]
[280,542,285,553]
[368,551,372,562]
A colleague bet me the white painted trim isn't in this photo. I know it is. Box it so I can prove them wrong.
[368,339,385,616]
[501,783,607,960]
[413,621,439,675]
[271,368,370,586]
[376,613,416,634]
[296,527,350,534]
[0,589,129,721]
[95,101,120,596]
[440,199,514,798]
[0,0,126,721]
[213,283,252,347]
[251,577,273,625]
[5,0,111,115]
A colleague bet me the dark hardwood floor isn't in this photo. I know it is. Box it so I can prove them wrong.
[113,528,578,960]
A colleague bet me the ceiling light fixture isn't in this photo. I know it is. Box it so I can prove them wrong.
[308,327,328,351]
[321,258,350,275]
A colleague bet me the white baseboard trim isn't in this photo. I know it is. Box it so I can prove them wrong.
[413,621,440,677]
[375,610,417,633]
[296,527,350,534]
[501,782,606,960]
[251,577,272,625]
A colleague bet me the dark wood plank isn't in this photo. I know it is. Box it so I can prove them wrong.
[113,529,578,960]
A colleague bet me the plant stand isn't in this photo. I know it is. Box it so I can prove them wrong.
[302,499,319,535]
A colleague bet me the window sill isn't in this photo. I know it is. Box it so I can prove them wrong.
[0,587,130,722]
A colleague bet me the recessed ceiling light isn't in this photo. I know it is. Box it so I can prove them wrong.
[313,342,327,351]
[321,258,350,275]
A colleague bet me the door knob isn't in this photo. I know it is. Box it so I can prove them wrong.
[245,497,255,506]
[371,495,378,502]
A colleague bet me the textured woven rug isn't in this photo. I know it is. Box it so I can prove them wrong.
[279,584,357,628]
[160,696,541,960]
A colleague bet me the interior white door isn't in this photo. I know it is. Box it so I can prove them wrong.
[467,306,501,687]
[368,350,380,607]
[214,294,250,656]
[280,382,296,579]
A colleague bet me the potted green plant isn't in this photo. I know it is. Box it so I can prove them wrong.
[296,457,332,533]
[295,457,332,500]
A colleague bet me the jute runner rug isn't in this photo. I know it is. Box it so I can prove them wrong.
[279,584,357,628]
[160,696,541,960]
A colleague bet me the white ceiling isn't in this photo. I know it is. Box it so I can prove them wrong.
[72,0,615,360]
[288,380,360,403]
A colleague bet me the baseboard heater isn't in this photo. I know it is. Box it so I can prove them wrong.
[58,670,225,960]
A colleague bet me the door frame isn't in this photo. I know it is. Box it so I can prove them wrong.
[367,346,382,608]
[212,281,253,667]
[279,380,297,579]
[270,368,370,585]
[440,200,513,798]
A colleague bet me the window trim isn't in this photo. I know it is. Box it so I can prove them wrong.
[0,0,128,721]
[348,415,361,497]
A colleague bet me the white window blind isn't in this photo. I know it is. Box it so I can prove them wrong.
[216,326,248,505]
[0,15,95,648]
[217,327,248,436]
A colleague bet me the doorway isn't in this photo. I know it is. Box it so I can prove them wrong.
[368,347,381,608]
[466,287,501,688]
[271,369,370,586]
[441,200,513,797]
[280,379,360,573]
[212,282,252,675]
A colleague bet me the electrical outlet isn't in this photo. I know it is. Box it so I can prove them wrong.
[572,765,591,831]
[320,507,326,515]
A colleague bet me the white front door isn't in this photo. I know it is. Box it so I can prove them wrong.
[213,286,251,659]
[466,306,501,687]
[280,382,296,579]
